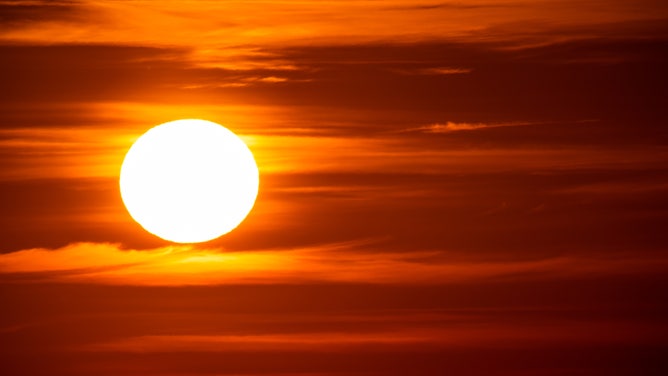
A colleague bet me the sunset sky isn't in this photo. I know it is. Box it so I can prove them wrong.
[1,1,668,375]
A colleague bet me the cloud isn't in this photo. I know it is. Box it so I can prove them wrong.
[0,241,665,286]
[0,0,82,29]
[83,318,664,353]
[86,331,440,353]
[393,67,473,75]
[408,121,534,133]
[0,0,665,70]
[553,181,668,196]
[384,2,510,11]
[420,67,473,75]
[180,75,294,89]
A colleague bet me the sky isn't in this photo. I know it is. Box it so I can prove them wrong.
[1,0,668,375]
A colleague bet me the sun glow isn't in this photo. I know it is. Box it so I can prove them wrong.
[119,119,259,243]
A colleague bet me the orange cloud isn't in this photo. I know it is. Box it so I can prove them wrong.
[0,241,665,286]
[420,67,473,75]
[3,100,666,189]
[408,121,541,133]
[1,0,663,70]
[83,319,665,353]
[392,67,473,75]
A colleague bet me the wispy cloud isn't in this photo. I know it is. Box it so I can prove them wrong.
[393,67,473,75]
[0,0,665,70]
[409,121,535,133]
[0,241,665,286]
[0,101,612,181]
[180,75,296,89]
[420,67,473,75]
[84,318,665,353]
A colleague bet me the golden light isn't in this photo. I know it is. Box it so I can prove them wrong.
[119,119,259,243]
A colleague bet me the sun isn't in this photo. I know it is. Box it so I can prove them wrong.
[119,119,259,243]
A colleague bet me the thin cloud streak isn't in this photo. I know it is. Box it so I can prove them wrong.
[408,121,537,133]
[392,67,473,75]
[0,242,665,286]
[84,320,666,353]
[420,67,473,75]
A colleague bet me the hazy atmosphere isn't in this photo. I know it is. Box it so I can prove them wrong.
[1,1,667,375]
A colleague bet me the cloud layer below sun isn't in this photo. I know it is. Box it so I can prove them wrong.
[0,241,665,286]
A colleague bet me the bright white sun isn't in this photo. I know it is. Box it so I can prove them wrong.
[119,119,259,243]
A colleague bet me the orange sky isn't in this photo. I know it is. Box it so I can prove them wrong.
[1,1,668,375]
